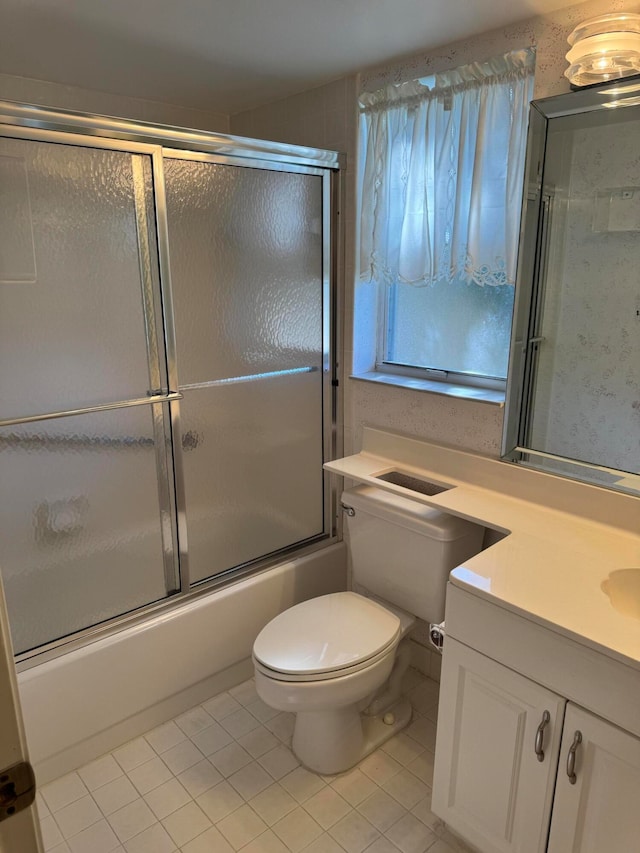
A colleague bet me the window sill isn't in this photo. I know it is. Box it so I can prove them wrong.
[350,371,505,406]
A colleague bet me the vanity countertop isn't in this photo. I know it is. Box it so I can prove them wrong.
[325,429,640,671]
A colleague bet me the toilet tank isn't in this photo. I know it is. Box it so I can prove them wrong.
[342,485,484,624]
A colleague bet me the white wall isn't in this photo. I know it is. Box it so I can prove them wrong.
[0,71,229,132]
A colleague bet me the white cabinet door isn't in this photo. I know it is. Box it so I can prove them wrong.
[0,577,42,852]
[433,638,565,853]
[548,704,640,853]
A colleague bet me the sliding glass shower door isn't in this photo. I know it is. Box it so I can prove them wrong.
[0,107,338,659]
[164,156,327,584]
[0,132,178,654]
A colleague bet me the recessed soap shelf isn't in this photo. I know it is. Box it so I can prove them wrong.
[374,470,451,496]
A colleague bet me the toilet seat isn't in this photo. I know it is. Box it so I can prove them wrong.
[253,592,401,682]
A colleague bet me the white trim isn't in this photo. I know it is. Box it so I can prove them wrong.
[350,371,505,406]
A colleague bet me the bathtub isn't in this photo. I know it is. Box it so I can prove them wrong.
[18,542,347,784]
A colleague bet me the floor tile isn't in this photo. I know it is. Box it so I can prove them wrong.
[384,812,437,853]
[190,720,234,756]
[66,818,120,853]
[174,705,215,738]
[240,829,290,853]
[144,721,186,755]
[123,822,177,853]
[218,803,267,849]
[382,770,430,810]
[40,814,64,850]
[405,717,437,753]
[330,768,377,806]
[92,776,139,816]
[228,679,258,706]
[303,785,352,829]
[41,773,89,814]
[258,745,300,780]
[160,739,204,776]
[195,780,243,823]
[47,843,72,853]
[410,792,441,832]
[77,755,123,792]
[359,750,403,785]
[127,756,173,795]
[177,759,223,798]
[143,777,191,819]
[181,824,234,853]
[238,725,279,758]
[107,798,156,844]
[209,742,253,777]
[228,761,274,800]
[329,810,380,853]
[381,734,425,767]
[161,800,211,847]
[405,752,435,787]
[249,783,297,825]
[364,838,403,853]
[202,692,243,721]
[39,669,444,853]
[302,835,345,853]
[272,806,323,853]
[280,765,325,803]
[54,795,102,839]
[220,707,262,739]
[112,740,155,774]
[357,788,407,832]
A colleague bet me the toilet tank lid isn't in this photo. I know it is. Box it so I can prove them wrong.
[253,592,401,676]
[342,485,480,541]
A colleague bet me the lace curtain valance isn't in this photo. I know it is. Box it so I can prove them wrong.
[359,48,535,288]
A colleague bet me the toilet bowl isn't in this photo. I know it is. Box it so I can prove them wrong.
[253,591,415,774]
[253,485,485,774]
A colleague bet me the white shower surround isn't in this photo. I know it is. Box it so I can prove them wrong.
[18,543,347,784]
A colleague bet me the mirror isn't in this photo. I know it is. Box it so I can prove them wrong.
[503,79,640,498]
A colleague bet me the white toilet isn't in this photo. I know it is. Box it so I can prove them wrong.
[253,484,484,774]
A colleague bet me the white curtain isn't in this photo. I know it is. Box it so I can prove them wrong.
[359,49,535,288]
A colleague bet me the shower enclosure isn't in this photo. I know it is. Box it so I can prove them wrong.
[0,102,340,661]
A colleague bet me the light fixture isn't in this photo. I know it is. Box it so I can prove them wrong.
[565,13,640,87]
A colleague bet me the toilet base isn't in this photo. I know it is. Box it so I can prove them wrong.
[292,697,413,775]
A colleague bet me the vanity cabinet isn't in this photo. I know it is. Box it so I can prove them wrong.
[433,638,640,853]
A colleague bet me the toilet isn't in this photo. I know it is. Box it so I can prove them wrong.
[252,484,484,774]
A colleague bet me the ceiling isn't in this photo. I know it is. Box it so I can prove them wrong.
[0,0,570,115]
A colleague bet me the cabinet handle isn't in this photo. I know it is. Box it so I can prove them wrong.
[566,730,582,784]
[534,710,551,762]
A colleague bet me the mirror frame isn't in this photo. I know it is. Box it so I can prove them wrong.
[501,77,640,498]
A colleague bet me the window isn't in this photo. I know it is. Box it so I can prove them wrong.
[358,49,535,392]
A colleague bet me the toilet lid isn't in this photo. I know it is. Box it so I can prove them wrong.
[253,592,401,677]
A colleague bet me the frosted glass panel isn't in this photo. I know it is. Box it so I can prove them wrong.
[164,159,323,383]
[180,374,324,582]
[0,405,171,653]
[165,158,326,584]
[0,137,162,420]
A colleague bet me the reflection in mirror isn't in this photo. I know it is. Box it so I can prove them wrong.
[503,80,640,497]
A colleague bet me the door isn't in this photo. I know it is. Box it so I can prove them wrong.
[548,703,640,852]
[0,577,42,852]
[163,154,330,585]
[433,638,565,853]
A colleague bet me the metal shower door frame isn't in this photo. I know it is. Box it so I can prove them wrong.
[0,101,342,667]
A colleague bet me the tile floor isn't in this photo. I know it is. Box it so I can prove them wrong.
[37,668,473,853]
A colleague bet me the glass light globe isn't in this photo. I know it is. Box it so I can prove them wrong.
[565,13,640,86]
